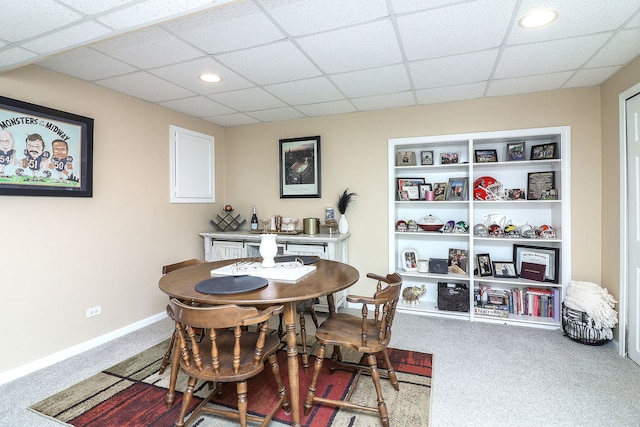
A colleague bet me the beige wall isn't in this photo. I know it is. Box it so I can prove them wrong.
[0,66,224,375]
[600,55,640,307]
[0,63,607,378]
[224,88,602,298]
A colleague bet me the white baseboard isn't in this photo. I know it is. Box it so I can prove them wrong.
[0,312,167,386]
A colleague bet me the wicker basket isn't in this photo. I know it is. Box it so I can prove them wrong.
[561,303,610,346]
[437,282,469,312]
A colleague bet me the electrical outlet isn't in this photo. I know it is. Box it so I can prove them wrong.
[86,306,101,318]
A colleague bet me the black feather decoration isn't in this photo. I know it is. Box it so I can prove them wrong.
[337,189,358,214]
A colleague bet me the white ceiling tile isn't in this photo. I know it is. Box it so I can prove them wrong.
[297,21,402,74]
[0,0,80,42]
[626,9,640,28]
[509,0,640,44]
[331,64,410,98]
[162,1,285,54]
[265,77,344,105]
[247,107,306,122]
[587,28,640,67]
[0,47,38,68]
[295,100,357,117]
[410,50,499,89]
[257,0,389,36]
[91,27,204,69]
[57,0,135,14]
[397,0,514,60]
[149,57,252,94]
[37,47,137,80]
[203,113,260,127]
[217,41,322,85]
[563,66,620,88]
[210,88,286,111]
[21,21,112,53]
[159,96,234,117]
[96,72,195,102]
[416,82,487,105]
[390,0,464,14]
[351,91,416,111]
[487,72,574,97]
[494,34,610,79]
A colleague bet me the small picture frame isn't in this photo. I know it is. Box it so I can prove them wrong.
[492,261,518,278]
[397,190,409,201]
[506,142,525,161]
[474,149,498,163]
[506,188,526,200]
[397,177,425,191]
[419,183,432,199]
[433,182,447,201]
[440,152,459,164]
[530,143,557,160]
[476,253,492,277]
[396,151,417,166]
[420,150,434,165]
[448,248,468,274]
[445,177,468,201]
[401,248,419,272]
[527,171,556,200]
[405,185,420,200]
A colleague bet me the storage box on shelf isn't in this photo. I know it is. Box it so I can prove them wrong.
[388,126,571,329]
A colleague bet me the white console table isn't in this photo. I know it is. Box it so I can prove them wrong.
[199,231,350,311]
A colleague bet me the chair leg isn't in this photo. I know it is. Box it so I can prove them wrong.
[304,343,326,416]
[308,306,319,328]
[299,312,310,373]
[277,312,284,338]
[366,353,390,427]
[237,380,248,427]
[165,335,182,408]
[267,353,291,414]
[158,330,176,375]
[175,376,197,427]
[381,348,399,391]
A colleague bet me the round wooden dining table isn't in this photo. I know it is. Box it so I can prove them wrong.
[158,257,359,427]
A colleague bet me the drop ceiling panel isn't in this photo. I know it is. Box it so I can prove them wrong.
[410,50,499,89]
[564,66,621,88]
[587,28,640,68]
[295,100,358,117]
[330,64,411,98]
[37,48,137,80]
[0,0,80,42]
[247,107,306,122]
[265,77,344,105]
[96,72,195,102]
[209,87,286,111]
[416,82,486,105]
[351,91,415,111]
[158,96,235,117]
[204,113,260,127]
[21,22,112,54]
[487,72,574,97]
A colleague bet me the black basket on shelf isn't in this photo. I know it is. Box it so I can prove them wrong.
[437,282,469,312]
[561,303,610,346]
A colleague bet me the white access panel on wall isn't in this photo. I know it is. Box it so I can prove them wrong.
[170,125,214,203]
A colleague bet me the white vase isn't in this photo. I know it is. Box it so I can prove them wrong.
[338,214,349,234]
[259,234,278,267]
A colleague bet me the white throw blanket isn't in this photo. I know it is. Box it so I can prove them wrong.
[563,281,618,339]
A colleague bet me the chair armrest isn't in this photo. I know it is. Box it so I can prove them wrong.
[366,272,388,282]
[346,294,386,305]
[243,304,284,325]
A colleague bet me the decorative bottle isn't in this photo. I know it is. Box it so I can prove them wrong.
[250,205,258,231]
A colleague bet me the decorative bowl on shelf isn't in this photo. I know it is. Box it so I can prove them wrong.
[417,214,444,232]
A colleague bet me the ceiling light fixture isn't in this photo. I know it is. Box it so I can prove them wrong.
[518,8,558,29]
[199,73,222,83]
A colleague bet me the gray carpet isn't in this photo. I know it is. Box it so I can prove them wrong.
[2,311,640,426]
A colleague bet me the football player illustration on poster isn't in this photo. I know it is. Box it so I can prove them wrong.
[21,133,50,180]
[49,139,73,180]
[0,129,17,176]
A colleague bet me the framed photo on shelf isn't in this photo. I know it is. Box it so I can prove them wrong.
[401,248,419,272]
[527,171,556,200]
[506,142,525,161]
[279,135,321,198]
[492,261,517,278]
[440,152,459,164]
[448,248,468,274]
[476,253,492,277]
[405,185,420,200]
[530,143,557,160]
[513,244,560,283]
[506,188,526,200]
[396,151,417,166]
[433,182,447,200]
[419,183,432,199]
[445,177,468,201]
[397,190,409,201]
[420,150,434,165]
[474,149,498,163]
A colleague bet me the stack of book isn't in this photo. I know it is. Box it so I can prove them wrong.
[474,285,561,321]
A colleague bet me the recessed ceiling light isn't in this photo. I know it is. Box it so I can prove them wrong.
[199,73,222,83]
[518,8,558,29]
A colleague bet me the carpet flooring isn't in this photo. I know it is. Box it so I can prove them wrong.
[29,339,432,426]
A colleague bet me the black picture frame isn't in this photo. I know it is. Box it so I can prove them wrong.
[492,261,518,278]
[506,142,525,161]
[476,253,492,277]
[513,244,560,283]
[420,150,434,165]
[279,135,321,198]
[474,149,498,163]
[0,96,94,197]
[530,143,557,160]
[527,171,557,200]
[440,152,459,164]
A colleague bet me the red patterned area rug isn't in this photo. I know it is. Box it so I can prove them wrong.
[29,339,432,427]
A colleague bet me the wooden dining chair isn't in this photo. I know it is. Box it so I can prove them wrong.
[166,298,290,427]
[158,259,205,375]
[304,272,403,427]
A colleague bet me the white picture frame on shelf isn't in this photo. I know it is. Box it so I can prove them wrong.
[401,248,419,271]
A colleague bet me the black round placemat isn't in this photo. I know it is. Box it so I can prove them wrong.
[195,276,268,295]
[274,255,319,264]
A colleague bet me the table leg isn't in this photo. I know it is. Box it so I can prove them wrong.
[283,301,301,427]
